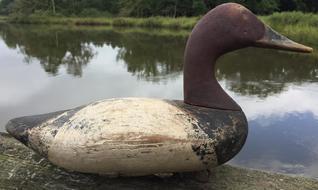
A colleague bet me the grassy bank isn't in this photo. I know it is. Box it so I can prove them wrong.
[261,12,318,47]
[6,12,318,28]
[0,16,7,23]
[262,12,318,27]
[8,15,200,30]
[4,12,318,47]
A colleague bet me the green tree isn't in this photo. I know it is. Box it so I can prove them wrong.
[2,0,318,17]
[192,0,207,15]
[295,0,318,12]
[0,0,14,15]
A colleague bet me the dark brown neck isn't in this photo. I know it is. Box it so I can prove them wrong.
[183,12,243,111]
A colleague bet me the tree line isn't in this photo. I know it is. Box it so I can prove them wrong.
[0,0,318,17]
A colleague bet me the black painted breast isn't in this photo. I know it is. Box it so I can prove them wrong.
[168,100,248,165]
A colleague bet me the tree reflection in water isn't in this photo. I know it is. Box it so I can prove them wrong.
[217,48,318,98]
[0,23,317,97]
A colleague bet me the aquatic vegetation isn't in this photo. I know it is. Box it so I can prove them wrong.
[261,12,318,48]
[4,11,318,52]
[0,16,6,23]
[4,12,318,61]
[8,15,199,30]
[262,12,318,27]
[5,12,318,37]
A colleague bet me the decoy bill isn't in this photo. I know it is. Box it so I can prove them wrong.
[6,3,313,177]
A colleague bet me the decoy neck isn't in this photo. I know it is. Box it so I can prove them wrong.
[183,3,313,111]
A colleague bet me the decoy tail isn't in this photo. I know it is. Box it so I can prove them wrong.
[5,110,66,146]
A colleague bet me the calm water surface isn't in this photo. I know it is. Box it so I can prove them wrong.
[0,24,318,178]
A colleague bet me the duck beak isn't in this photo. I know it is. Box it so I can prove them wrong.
[254,25,313,53]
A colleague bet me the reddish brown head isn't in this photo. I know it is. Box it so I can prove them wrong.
[184,3,312,110]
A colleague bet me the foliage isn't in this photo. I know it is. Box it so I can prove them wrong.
[261,12,318,47]
[1,0,318,17]
[7,15,199,29]
[5,11,318,36]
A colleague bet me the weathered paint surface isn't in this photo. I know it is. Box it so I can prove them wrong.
[2,133,318,190]
[6,98,247,176]
[170,101,248,165]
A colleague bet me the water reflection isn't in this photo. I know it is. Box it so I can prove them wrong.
[1,24,317,93]
[0,24,184,80]
[0,24,318,178]
[218,49,318,98]
[230,112,318,177]
[1,25,96,76]
[114,32,184,82]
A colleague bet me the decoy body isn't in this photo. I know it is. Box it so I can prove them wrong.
[6,3,312,177]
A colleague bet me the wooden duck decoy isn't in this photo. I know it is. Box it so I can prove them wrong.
[6,3,312,177]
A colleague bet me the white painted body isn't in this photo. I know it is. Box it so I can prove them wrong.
[27,98,217,176]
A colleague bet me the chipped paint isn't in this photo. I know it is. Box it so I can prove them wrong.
[17,98,247,176]
[24,98,218,176]
[168,100,248,165]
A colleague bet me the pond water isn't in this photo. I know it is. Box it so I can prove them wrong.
[0,24,318,178]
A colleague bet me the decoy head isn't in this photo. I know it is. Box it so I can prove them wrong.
[190,3,312,55]
[239,3,311,53]
[184,3,312,110]
[237,6,312,53]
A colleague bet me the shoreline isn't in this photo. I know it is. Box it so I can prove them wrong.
[0,12,316,29]
[0,12,317,49]
[4,16,199,29]
[1,19,316,51]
